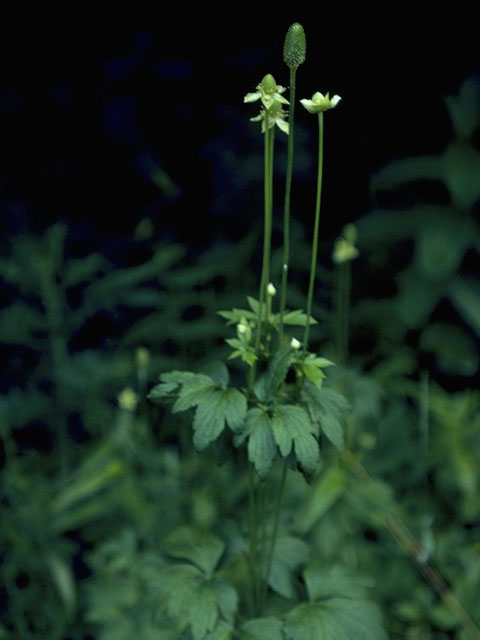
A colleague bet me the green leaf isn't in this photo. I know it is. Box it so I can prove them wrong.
[150,371,247,450]
[254,346,294,403]
[282,309,318,326]
[268,536,310,599]
[214,578,238,624]
[165,526,225,574]
[303,382,348,451]
[284,566,388,640]
[159,564,229,640]
[247,296,260,314]
[218,308,257,325]
[239,617,284,639]
[193,387,247,449]
[243,408,277,478]
[272,405,320,474]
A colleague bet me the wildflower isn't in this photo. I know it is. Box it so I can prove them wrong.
[300,91,341,114]
[244,73,289,110]
[250,100,289,134]
[332,224,359,264]
[290,337,301,349]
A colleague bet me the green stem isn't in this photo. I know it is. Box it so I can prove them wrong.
[303,112,324,353]
[248,465,260,615]
[279,67,297,338]
[249,115,275,392]
[335,259,351,366]
[262,463,288,609]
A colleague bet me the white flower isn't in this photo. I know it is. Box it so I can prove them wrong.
[250,101,289,134]
[244,73,289,110]
[290,337,301,349]
[332,225,359,264]
[300,91,341,114]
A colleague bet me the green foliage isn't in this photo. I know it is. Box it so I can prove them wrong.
[2,23,480,640]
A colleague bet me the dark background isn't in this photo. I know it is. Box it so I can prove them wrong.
[1,4,478,256]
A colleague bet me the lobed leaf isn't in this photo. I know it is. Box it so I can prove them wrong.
[272,405,320,475]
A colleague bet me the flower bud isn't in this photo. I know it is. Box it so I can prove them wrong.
[290,337,301,349]
[267,282,277,297]
[283,23,306,69]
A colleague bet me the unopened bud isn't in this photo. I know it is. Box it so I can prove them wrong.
[290,337,301,349]
[267,282,277,297]
[283,23,306,69]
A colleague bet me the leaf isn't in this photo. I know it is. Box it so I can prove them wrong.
[239,617,284,640]
[268,536,310,599]
[272,405,320,475]
[243,408,277,478]
[193,387,247,449]
[218,308,257,325]
[284,566,388,640]
[282,309,318,326]
[149,371,247,450]
[165,526,225,574]
[159,564,220,639]
[247,296,260,314]
[449,277,480,337]
[214,578,238,624]
[303,382,348,451]
[254,346,294,403]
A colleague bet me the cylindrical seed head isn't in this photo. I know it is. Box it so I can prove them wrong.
[283,23,306,69]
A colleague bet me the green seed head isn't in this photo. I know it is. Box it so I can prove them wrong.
[283,23,306,69]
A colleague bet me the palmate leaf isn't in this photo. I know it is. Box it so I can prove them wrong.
[159,563,238,640]
[284,566,388,640]
[272,405,320,475]
[240,408,277,478]
[303,381,348,451]
[148,370,247,451]
[165,526,225,574]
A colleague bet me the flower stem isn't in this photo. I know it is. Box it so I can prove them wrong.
[249,114,275,393]
[303,112,324,353]
[335,259,351,366]
[262,464,288,609]
[279,67,297,338]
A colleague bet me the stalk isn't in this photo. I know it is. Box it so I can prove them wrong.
[303,112,324,353]
[279,66,297,338]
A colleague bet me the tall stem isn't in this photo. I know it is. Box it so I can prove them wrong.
[279,67,297,338]
[303,112,324,353]
[262,464,288,609]
[249,116,275,392]
[335,259,351,366]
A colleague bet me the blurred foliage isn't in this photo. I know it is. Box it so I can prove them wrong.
[1,76,480,639]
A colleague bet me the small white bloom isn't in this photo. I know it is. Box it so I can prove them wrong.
[244,73,289,110]
[267,282,277,297]
[300,91,341,114]
[250,101,289,135]
[290,337,301,349]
